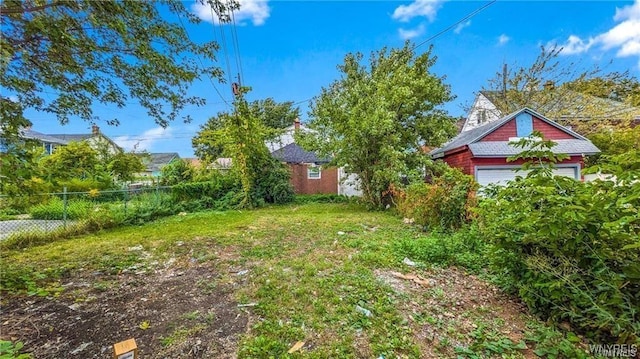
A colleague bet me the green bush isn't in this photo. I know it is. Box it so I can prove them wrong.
[393,166,478,231]
[252,158,295,205]
[29,197,93,220]
[478,172,640,343]
[122,191,181,225]
[57,177,112,192]
[172,173,241,210]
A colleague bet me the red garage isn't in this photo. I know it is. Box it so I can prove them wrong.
[430,108,600,186]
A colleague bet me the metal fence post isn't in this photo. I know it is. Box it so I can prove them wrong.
[63,186,68,229]
[124,188,128,217]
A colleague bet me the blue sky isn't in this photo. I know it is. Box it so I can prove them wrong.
[28,0,640,157]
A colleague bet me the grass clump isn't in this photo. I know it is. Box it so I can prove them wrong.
[392,226,488,273]
[29,197,93,220]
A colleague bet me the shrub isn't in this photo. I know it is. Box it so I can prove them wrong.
[122,191,181,225]
[29,197,93,220]
[477,172,640,344]
[172,173,242,210]
[252,159,295,205]
[393,166,477,231]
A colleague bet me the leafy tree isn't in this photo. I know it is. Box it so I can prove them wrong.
[159,159,194,186]
[586,126,640,168]
[481,45,639,134]
[0,0,233,133]
[0,140,50,210]
[565,71,640,107]
[40,141,103,181]
[108,151,146,183]
[299,43,456,208]
[192,98,299,161]
[196,90,293,208]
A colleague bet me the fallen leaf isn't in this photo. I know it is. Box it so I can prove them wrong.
[287,341,305,353]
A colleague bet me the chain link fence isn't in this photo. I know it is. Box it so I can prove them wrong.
[0,186,174,241]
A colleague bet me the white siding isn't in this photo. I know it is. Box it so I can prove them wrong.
[338,167,362,196]
[462,93,503,132]
[475,166,579,187]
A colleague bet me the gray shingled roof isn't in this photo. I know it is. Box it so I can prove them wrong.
[469,140,600,157]
[47,134,93,141]
[271,143,329,164]
[20,129,68,145]
[144,153,180,172]
[431,107,597,158]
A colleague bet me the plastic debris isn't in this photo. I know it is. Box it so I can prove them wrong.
[402,257,416,266]
[355,305,372,317]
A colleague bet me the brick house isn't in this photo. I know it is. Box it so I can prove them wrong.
[271,143,339,194]
[270,119,361,196]
[430,108,600,186]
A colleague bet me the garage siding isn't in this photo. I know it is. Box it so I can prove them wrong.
[481,116,577,142]
[475,166,579,187]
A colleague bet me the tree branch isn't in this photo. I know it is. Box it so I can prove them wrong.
[1,1,65,15]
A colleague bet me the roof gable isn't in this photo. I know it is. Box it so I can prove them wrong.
[431,108,592,158]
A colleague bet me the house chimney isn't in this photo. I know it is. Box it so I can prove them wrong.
[92,124,99,135]
[293,117,301,130]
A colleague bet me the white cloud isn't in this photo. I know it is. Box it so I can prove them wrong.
[498,34,510,46]
[399,24,426,40]
[556,0,640,65]
[192,0,270,26]
[454,20,471,34]
[114,127,174,152]
[392,0,444,22]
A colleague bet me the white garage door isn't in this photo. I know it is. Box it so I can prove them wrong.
[475,167,578,187]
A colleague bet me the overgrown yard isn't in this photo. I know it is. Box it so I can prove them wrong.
[1,203,592,358]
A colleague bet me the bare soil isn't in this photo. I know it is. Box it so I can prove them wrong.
[1,262,249,359]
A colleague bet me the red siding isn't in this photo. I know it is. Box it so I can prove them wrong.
[481,116,577,142]
[532,117,575,140]
[482,120,517,141]
[442,146,474,175]
[288,164,338,194]
[443,152,585,180]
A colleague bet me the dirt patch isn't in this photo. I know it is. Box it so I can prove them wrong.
[1,264,250,358]
[376,267,536,359]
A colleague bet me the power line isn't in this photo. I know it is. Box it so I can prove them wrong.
[211,5,234,93]
[414,0,497,50]
[229,6,245,85]
[175,11,231,108]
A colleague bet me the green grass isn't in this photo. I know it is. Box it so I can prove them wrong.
[0,203,592,358]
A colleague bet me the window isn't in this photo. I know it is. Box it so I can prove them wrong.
[307,165,321,179]
[516,113,533,137]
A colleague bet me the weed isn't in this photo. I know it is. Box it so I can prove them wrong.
[0,340,31,359]
[160,325,205,347]
[455,323,527,358]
